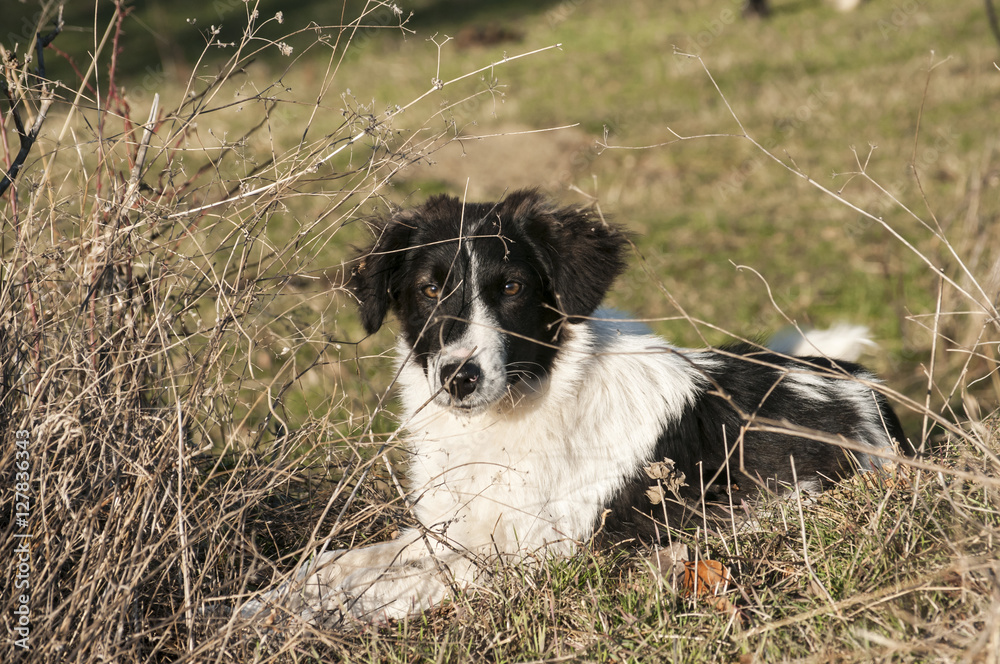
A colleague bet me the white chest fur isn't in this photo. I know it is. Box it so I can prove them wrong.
[395,318,706,558]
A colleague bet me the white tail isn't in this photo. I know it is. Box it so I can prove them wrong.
[767,323,876,362]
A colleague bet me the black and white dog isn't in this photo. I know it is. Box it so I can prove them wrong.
[242,189,905,624]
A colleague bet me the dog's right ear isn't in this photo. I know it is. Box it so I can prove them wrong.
[349,218,414,335]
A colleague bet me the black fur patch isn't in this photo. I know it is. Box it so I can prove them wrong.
[600,346,907,537]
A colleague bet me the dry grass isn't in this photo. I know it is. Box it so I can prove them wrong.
[2,1,999,662]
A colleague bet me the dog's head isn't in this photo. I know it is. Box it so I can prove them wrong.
[349,189,629,413]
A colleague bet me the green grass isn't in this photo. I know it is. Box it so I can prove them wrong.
[2,0,999,662]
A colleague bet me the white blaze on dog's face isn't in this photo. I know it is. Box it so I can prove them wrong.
[349,190,629,414]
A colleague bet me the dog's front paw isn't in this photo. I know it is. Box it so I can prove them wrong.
[238,548,351,625]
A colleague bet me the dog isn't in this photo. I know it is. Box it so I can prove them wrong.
[240,189,905,625]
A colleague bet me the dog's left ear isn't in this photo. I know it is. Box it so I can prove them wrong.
[513,191,630,319]
[349,217,415,334]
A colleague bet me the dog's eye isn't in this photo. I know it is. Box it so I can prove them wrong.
[421,284,440,299]
[502,281,522,297]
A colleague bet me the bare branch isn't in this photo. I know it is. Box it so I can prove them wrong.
[0,13,63,198]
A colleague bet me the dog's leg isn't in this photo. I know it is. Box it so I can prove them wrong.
[241,529,475,624]
[330,535,475,622]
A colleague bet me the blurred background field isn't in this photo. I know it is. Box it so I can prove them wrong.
[27,0,1000,412]
[2,0,999,661]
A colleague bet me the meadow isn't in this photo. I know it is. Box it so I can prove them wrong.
[1,0,998,661]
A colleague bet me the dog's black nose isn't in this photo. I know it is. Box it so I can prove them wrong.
[440,362,481,401]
